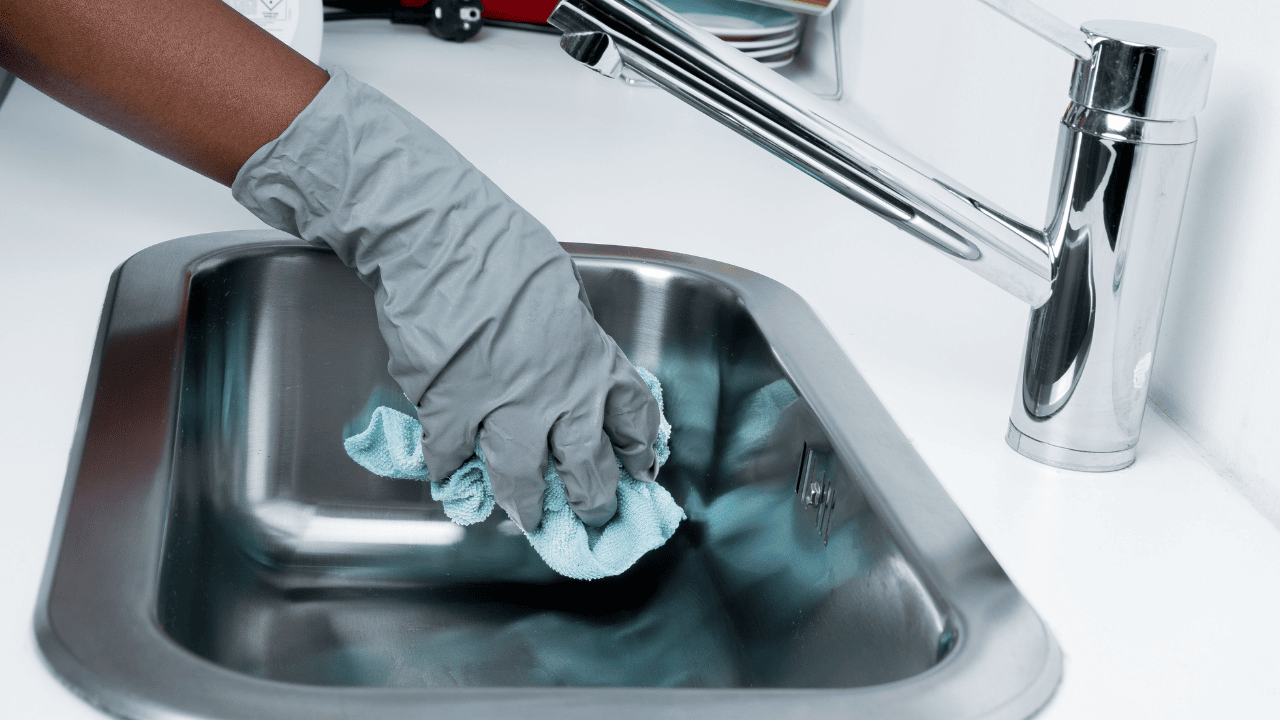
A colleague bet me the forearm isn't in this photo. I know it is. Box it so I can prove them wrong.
[0,0,328,186]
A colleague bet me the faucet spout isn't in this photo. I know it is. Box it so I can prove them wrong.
[550,0,1215,471]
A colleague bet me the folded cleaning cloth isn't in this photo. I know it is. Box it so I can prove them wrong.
[343,367,684,580]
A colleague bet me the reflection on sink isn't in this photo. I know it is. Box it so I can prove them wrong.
[37,231,1060,717]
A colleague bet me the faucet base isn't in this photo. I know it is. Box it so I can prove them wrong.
[1005,423,1136,472]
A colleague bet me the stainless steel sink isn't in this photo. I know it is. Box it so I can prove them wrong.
[37,231,1061,718]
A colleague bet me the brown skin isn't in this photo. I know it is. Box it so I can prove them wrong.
[0,0,329,187]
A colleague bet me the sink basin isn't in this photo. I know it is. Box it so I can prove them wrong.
[37,231,1060,718]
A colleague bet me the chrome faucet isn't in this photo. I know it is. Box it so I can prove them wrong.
[549,0,1215,472]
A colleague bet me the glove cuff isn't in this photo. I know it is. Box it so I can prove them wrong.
[231,66,466,268]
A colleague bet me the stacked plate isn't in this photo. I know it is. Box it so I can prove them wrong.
[663,0,802,68]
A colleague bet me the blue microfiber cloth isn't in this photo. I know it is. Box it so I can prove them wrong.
[343,367,684,580]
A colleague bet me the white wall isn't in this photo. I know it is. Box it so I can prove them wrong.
[832,0,1280,525]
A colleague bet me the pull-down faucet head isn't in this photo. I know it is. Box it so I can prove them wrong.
[550,0,1214,471]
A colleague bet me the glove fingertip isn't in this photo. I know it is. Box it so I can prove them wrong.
[507,499,544,534]
[623,448,660,484]
[553,428,621,528]
[477,420,551,534]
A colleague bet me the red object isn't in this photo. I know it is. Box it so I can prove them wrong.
[480,0,561,23]
[399,0,560,24]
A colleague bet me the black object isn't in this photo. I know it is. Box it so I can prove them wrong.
[324,1,484,42]
[418,0,485,42]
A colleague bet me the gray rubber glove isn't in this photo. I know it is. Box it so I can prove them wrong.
[232,66,660,531]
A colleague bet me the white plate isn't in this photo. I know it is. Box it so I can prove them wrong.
[757,51,796,69]
[736,37,800,57]
[664,0,800,39]
[724,28,798,51]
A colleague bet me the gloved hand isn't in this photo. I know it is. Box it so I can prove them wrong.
[232,67,660,531]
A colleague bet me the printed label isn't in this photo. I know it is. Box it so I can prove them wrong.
[224,0,299,45]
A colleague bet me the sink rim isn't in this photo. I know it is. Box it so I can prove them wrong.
[35,230,1062,719]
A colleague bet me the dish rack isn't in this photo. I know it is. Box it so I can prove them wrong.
[620,1,843,101]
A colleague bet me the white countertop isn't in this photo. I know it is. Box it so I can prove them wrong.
[2,22,1278,719]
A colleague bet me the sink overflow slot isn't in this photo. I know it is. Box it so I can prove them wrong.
[796,443,837,546]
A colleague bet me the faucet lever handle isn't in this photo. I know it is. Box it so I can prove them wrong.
[976,0,1091,61]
